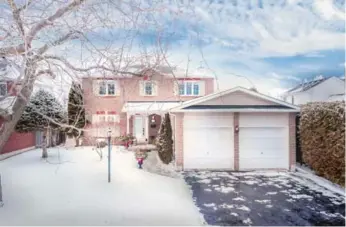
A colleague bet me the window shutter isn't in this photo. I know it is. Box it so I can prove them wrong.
[92,80,99,96]
[139,80,144,96]
[173,80,179,96]
[152,80,158,96]
[115,81,121,96]
[92,114,98,124]
[199,81,205,96]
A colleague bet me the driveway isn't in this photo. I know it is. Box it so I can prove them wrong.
[184,171,345,226]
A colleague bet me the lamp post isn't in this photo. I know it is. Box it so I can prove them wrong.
[107,128,112,183]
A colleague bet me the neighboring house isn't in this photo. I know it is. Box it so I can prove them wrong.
[82,67,214,144]
[282,76,345,105]
[0,58,36,156]
[170,86,300,171]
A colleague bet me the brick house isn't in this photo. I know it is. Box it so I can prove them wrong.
[0,59,35,156]
[81,67,214,145]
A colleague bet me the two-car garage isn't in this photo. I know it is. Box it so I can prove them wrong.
[172,87,299,171]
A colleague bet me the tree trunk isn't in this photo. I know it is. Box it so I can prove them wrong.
[42,129,48,159]
[75,137,80,147]
[0,61,36,154]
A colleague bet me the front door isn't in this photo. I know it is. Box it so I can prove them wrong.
[133,116,144,139]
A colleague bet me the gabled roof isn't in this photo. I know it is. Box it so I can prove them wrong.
[285,76,344,94]
[170,86,300,112]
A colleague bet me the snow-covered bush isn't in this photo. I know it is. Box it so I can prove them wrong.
[299,101,345,186]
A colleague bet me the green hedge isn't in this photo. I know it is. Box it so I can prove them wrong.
[299,101,345,186]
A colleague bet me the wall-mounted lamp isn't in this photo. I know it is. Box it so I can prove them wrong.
[235,125,239,133]
[151,116,156,123]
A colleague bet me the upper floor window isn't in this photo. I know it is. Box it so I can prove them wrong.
[98,80,116,96]
[179,81,201,96]
[0,83,7,96]
[140,80,157,96]
[144,81,153,95]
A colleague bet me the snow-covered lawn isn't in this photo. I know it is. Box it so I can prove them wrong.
[0,146,203,225]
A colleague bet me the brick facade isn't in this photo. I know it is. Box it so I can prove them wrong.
[174,113,184,168]
[288,112,297,171]
[233,112,239,170]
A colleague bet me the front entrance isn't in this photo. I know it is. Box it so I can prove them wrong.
[133,116,144,139]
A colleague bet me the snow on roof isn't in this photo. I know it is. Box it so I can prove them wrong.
[0,96,16,115]
[0,57,21,81]
[122,101,181,114]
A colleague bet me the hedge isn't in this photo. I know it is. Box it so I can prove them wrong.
[299,101,345,186]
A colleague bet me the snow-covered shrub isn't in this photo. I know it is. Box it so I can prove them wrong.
[299,101,345,186]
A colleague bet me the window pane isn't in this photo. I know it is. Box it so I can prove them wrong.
[108,83,115,95]
[179,83,184,95]
[193,83,199,95]
[99,82,106,95]
[145,82,152,95]
[107,116,114,122]
[99,116,106,122]
[0,84,6,96]
[186,82,192,95]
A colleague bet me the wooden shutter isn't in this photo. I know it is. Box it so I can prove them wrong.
[199,81,205,96]
[152,80,158,96]
[92,80,99,96]
[139,80,144,96]
[173,80,179,96]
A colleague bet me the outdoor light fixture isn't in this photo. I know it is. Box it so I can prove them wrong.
[235,125,239,133]
[107,128,112,138]
[151,115,155,123]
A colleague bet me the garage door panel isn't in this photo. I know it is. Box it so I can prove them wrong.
[239,158,288,169]
[239,138,286,150]
[239,127,285,138]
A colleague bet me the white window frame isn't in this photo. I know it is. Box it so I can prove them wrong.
[98,80,116,96]
[96,114,119,123]
[179,81,200,96]
[143,81,154,96]
[0,82,7,96]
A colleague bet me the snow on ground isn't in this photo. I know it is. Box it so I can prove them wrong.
[0,146,203,225]
[293,165,345,196]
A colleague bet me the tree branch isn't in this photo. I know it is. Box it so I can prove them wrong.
[7,0,25,36]
[37,30,83,55]
[26,0,86,45]
[39,55,144,77]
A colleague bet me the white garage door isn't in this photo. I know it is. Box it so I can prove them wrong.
[239,113,289,170]
[183,113,234,170]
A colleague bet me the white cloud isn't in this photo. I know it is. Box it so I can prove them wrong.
[313,0,345,20]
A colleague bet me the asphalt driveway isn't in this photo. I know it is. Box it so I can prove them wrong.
[184,171,345,226]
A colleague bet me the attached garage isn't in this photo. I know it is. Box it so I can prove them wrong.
[171,86,300,171]
[183,113,234,170]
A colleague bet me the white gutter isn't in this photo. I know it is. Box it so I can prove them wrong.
[171,108,300,113]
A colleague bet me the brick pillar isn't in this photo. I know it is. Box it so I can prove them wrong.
[289,113,297,171]
[234,112,239,171]
[174,113,184,170]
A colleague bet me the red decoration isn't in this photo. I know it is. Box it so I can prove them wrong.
[177,78,201,81]
[108,111,117,114]
[96,111,106,114]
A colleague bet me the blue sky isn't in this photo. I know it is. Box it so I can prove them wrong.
[90,0,345,96]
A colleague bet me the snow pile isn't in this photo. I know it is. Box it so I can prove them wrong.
[142,150,180,178]
[0,147,202,225]
[293,166,345,196]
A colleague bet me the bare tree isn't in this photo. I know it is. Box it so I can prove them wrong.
[0,0,164,153]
